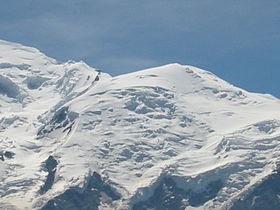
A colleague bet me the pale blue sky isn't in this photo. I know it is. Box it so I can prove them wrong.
[0,0,280,97]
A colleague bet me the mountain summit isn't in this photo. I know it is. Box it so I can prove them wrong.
[1,40,280,210]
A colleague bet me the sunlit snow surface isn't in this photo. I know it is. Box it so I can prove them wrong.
[1,40,280,209]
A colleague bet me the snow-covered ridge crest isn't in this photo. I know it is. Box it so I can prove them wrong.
[0,39,57,68]
[1,39,280,210]
[109,63,246,98]
[0,40,110,109]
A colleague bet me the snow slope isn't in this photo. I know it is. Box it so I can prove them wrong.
[1,40,280,210]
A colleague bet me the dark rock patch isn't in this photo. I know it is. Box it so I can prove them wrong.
[0,151,15,161]
[39,156,58,194]
[230,169,280,210]
[41,172,120,210]
[4,151,15,159]
[132,177,223,210]
[94,75,99,81]
[53,107,68,124]
[188,179,223,207]
[37,107,79,137]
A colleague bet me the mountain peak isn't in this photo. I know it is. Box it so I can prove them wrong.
[102,62,244,103]
[1,40,280,210]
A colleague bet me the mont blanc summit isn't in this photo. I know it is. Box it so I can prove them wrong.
[1,40,280,210]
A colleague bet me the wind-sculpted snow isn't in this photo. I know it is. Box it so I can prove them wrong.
[1,40,280,209]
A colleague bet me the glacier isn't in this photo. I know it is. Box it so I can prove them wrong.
[1,40,280,209]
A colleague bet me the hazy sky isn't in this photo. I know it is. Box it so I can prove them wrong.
[0,0,279,97]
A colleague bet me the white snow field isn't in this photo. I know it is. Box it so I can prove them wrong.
[1,40,280,210]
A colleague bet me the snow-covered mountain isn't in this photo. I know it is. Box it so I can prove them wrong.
[1,40,280,210]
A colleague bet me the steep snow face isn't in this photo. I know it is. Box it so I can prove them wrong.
[1,40,280,210]
[0,40,111,209]
[0,40,110,136]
